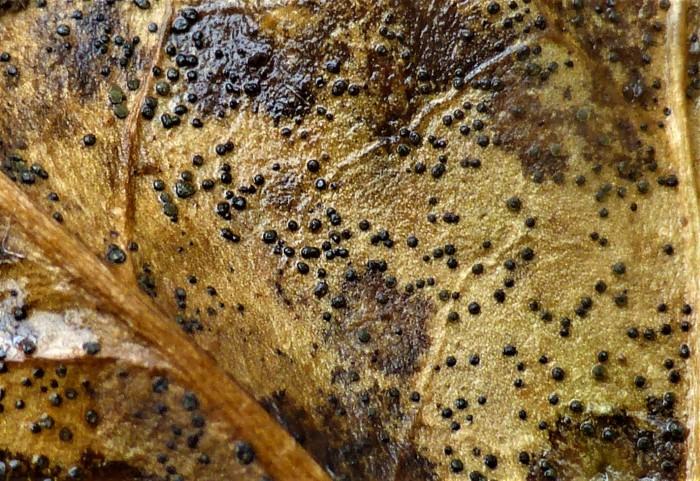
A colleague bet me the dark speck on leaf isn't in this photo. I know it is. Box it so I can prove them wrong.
[236,442,256,465]
[105,244,127,264]
[175,181,196,198]
[181,392,199,411]
[152,377,169,393]
[82,342,101,355]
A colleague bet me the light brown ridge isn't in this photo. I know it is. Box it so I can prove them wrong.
[664,1,700,477]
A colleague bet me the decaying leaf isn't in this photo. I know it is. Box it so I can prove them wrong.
[0,0,699,480]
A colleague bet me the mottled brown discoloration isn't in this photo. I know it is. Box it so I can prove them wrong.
[492,91,570,176]
[528,406,684,481]
[364,0,526,137]
[262,390,436,481]
[0,0,28,16]
[0,449,160,480]
[0,354,271,480]
[331,271,433,377]
[489,50,657,178]
[33,0,139,98]
[53,3,124,97]
[473,1,667,178]
[168,0,525,134]
[547,0,658,75]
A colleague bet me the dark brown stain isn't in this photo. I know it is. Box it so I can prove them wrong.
[492,89,570,176]
[0,0,28,15]
[274,269,293,307]
[548,1,657,73]
[490,59,656,179]
[0,1,145,162]
[0,448,161,481]
[363,0,525,137]
[544,1,661,111]
[527,402,685,481]
[80,450,162,481]
[4,0,149,100]
[167,0,527,135]
[167,2,352,123]
[41,1,129,98]
[330,270,433,377]
[262,389,437,481]
[479,1,665,178]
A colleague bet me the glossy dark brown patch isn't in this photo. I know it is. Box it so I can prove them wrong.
[167,3,352,123]
[396,0,522,87]
[262,390,436,481]
[527,406,685,481]
[330,271,433,377]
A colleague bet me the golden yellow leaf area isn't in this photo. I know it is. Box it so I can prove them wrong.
[0,0,699,480]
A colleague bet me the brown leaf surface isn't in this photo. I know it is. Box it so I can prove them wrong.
[1,0,699,480]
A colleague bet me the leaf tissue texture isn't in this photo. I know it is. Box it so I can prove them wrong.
[0,0,700,480]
